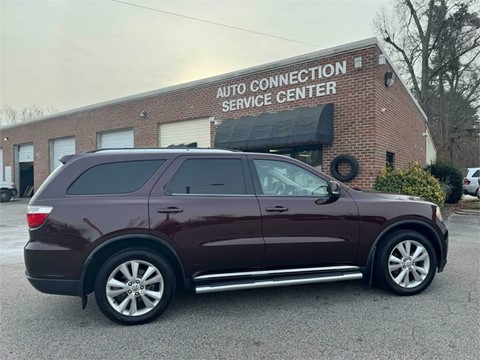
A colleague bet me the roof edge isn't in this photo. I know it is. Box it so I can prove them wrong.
[375,41,428,122]
[1,37,378,131]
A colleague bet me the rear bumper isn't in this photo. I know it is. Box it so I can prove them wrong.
[24,241,84,296]
[26,274,80,296]
[463,185,478,195]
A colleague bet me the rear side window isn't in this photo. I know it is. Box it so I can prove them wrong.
[472,170,480,178]
[166,159,246,195]
[68,160,164,195]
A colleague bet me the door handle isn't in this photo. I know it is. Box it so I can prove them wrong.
[157,207,183,214]
[265,206,288,212]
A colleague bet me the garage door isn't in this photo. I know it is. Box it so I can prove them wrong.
[99,129,134,149]
[51,137,76,172]
[159,118,211,148]
[0,148,3,182]
[18,144,34,163]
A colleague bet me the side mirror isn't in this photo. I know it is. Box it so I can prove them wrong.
[330,180,341,197]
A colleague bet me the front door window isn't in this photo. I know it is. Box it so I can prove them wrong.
[254,159,329,197]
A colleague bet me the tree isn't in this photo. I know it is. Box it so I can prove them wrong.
[0,105,57,126]
[374,0,480,166]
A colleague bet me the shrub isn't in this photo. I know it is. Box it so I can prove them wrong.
[426,162,463,204]
[374,162,445,207]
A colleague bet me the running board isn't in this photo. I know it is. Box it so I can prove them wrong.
[194,265,360,281]
[194,267,363,294]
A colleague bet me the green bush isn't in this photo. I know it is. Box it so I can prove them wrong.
[374,162,445,207]
[426,162,463,204]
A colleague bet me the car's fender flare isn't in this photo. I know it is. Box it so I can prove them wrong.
[78,234,187,296]
[364,220,444,284]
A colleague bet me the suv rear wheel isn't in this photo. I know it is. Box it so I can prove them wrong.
[375,230,437,295]
[94,249,175,325]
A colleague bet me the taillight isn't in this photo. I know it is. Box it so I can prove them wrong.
[27,206,53,228]
[463,178,471,185]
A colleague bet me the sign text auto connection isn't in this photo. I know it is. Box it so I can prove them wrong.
[217,61,346,112]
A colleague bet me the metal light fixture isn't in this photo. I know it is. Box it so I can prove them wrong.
[354,56,363,69]
[3,137,8,141]
[385,72,396,87]
[378,54,386,65]
[139,111,147,119]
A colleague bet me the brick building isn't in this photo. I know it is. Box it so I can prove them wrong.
[0,38,436,196]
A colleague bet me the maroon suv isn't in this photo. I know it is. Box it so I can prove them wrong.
[25,149,448,325]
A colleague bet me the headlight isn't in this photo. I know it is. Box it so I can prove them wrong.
[436,206,443,222]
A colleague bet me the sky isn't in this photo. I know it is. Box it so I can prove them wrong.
[1,0,389,113]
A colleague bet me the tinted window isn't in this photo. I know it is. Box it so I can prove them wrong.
[68,160,164,195]
[166,159,246,195]
[254,159,329,196]
[472,170,480,178]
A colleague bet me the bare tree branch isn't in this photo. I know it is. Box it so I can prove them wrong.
[0,106,57,126]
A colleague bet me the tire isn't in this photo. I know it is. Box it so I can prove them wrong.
[374,230,437,296]
[0,189,12,203]
[94,249,175,325]
[330,155,359,182]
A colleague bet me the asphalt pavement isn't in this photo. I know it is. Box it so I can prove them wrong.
[0,198,479,359]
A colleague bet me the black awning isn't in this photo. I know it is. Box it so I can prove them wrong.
[214,104,333,150]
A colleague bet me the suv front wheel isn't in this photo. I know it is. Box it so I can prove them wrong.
[0,189,12,202]
[94,249,175,325]
[375,230,437,295]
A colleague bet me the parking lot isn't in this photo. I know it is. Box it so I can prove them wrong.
[1,198,479,359]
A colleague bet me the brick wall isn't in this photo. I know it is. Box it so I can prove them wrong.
[374,48,427,177]
[0,44,427,192]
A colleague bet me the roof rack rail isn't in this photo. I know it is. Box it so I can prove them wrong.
[85,147,237,154]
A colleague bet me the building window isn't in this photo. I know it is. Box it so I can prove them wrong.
[386,152,395,169]
[255,145,323,171]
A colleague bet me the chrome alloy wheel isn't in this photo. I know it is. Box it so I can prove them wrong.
[388,240,430,288]
[106,260,164,317]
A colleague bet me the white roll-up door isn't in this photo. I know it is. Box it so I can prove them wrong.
[159,118,211,148]
[99,129,134,149]
[0,148,3,182]
[18,144,34,163]
[51,137,76,172]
